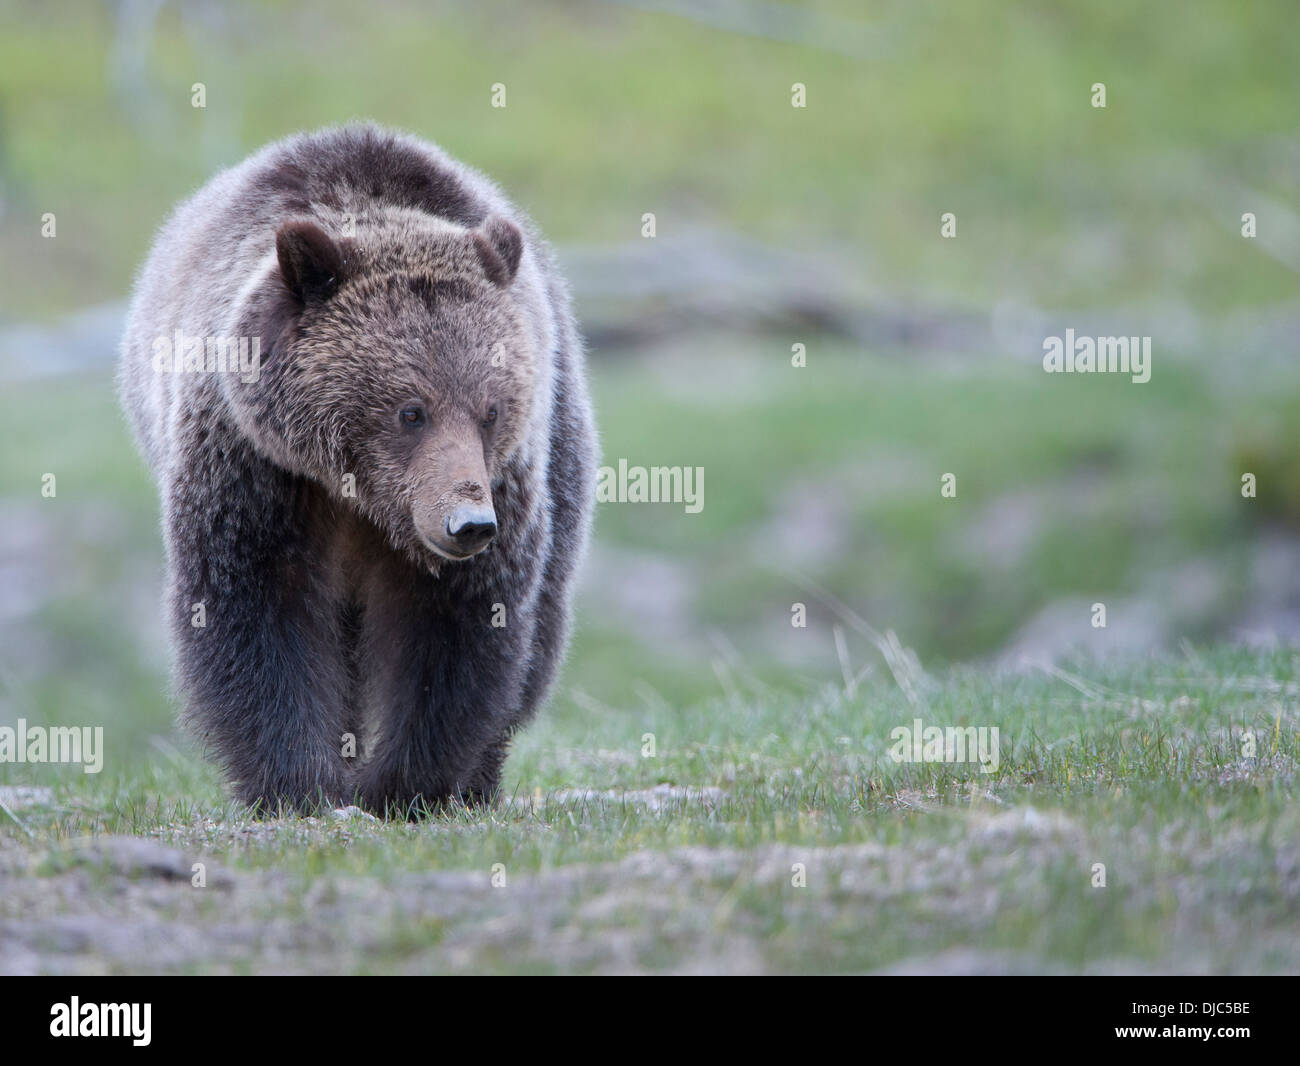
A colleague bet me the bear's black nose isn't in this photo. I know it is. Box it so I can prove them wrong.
[446,505,497,554]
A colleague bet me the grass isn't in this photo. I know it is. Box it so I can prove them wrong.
[2,644,1297,973]
[1,0,1298,975]
[1,1,1298,317]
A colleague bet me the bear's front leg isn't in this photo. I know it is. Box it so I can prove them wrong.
[166,446,354,813]
[356,558,534,818]
[464,733,512,806]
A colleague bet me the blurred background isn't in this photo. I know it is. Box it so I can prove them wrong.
[1,0,1298,777]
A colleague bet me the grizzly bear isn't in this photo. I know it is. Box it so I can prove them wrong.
[118,124,597,816]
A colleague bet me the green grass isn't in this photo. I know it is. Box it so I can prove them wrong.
[3,645,1297,973]
[590,340,1296,666]
[2,0,1297,317]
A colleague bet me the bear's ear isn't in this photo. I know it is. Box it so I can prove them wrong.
[472,215,523,287]
[275,220,344,305]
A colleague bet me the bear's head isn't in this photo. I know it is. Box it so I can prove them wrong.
[225,212,539,569]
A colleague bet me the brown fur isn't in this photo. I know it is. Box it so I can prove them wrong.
[118,124,597,815]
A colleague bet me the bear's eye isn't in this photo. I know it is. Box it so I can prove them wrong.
[399,405,426,427]
[482,406,498,428]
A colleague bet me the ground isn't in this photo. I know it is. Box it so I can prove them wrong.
[2,646,1297,974]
